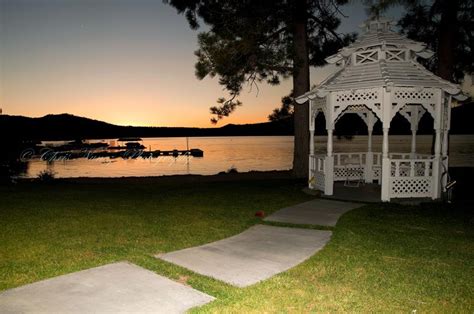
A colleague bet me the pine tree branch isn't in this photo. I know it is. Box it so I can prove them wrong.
[330,0,348,18]
[262,64,294,72]
[267,26,288,40]
[247,72,260,96]
[308,14,344,44]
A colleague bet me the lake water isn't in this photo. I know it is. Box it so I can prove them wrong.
[20,135,474,178]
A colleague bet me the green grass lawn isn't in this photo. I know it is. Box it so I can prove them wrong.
[0,178,473,312]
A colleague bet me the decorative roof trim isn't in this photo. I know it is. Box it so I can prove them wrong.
[453,93,468,101]
[415,50,434,59]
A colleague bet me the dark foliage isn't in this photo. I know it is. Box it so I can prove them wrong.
[165,0,356,123]
[165,0,359,177]
[268,94,295,122]
[368,0,474,83]
[397,1,474,82]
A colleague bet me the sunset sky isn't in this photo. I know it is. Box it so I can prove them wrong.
[0,0,402,127]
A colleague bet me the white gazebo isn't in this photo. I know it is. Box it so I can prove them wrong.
[296,18,466,202]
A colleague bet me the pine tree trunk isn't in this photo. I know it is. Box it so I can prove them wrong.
[431,0,458,154]
[291,0,310,178]
[437,0,458,81]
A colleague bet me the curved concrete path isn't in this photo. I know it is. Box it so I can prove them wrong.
[159,225,332,287]
[159,198,361,287]
[0,198,358,312]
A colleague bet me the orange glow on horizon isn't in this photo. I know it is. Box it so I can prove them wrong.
[1,1,338,128]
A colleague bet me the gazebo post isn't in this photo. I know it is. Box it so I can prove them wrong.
[381,88,391,202]
[441,95,451,191]
[308,101,315,188]
[381,127,390,201]
[327,129,333,157]
[410,130,417,156]
[365,112,374,183]
[433,128,442,199]
[325,128,334,195]
[324,94,334,195]
[441,128,449,192]
[410,109,418,158]
[432,91,443,199]
[309,100,315,156]
[368,129,373,153]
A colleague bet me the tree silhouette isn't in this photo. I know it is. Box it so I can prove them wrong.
[268,94,294,122]
[165,0,355,177]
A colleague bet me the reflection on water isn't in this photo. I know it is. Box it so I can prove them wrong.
[16,135,474,178]
[21,136,293,178]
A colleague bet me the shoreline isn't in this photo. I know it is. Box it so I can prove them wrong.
[11,168,473,201]
[17,166,473,180]
[16,170,296,184]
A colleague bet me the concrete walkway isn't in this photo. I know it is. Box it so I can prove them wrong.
[0,198,357,311]
[264,198,362,226]
[159,225,332,287]
[0,262,214,313]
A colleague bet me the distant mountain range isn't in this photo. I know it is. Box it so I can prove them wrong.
[0,113,293,141]
[1,103,472,141]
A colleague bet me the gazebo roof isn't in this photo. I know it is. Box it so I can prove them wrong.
[297,18,464,102]
[326,18,434,63]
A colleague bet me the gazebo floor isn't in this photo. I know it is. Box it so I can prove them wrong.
[322,182,381,203]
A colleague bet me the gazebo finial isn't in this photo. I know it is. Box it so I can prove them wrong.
[360,17,394,33]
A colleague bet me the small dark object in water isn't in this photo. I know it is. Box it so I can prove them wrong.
[190,149,203,157]
[255,210,265,218]
[125,142,145,149]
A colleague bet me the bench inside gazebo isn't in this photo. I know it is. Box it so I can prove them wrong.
[296,18,466,202]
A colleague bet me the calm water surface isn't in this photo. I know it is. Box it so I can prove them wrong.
[22,135,474,178]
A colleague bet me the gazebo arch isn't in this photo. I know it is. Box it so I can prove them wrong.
[297,18,466,202]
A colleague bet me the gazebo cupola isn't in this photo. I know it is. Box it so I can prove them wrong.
[296,18,465,201]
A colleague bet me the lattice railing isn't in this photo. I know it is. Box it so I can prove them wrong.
[373,153,382,181]
[311,151,435,198]
[389,158,434,198]
[334,153,367,166]
[309,154,325,191]
[389,153,432,160]
[333,152,431,183]
[334,153,366,181]
[373,166,382,181]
